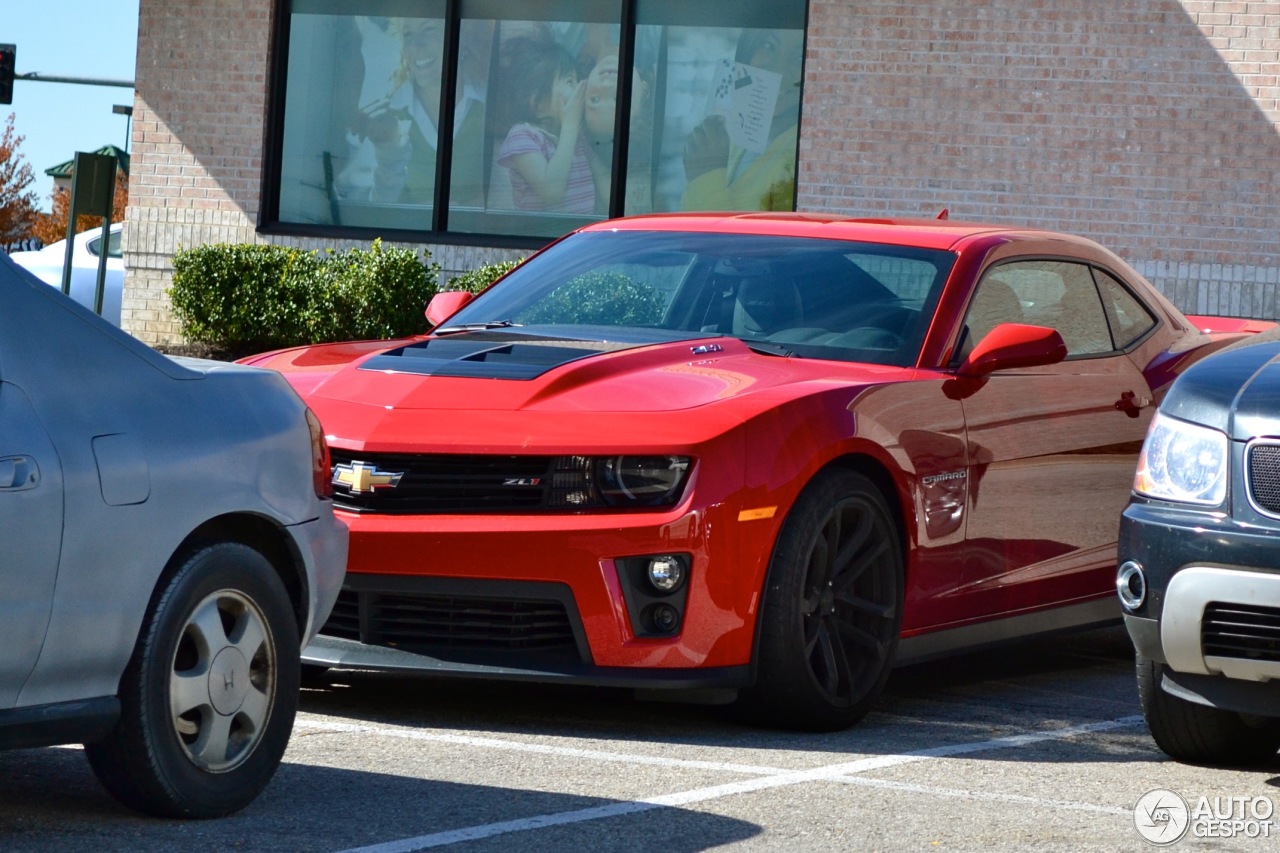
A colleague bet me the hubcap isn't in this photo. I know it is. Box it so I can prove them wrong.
[169,589,275,773]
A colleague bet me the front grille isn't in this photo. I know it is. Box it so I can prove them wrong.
[320,587,583,660]
[1247,442,1280,515]
[1202,602,1280,663]
[331,450,554,513]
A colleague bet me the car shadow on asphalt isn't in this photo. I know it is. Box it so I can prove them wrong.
[294,625,1173,765]
[0,747,762,852]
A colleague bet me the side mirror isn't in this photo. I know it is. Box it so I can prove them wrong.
[957,323,1067,377]
[425,291,474,327]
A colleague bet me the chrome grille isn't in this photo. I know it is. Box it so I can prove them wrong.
[1202,602,1280,663]
[1248,441,1280,515]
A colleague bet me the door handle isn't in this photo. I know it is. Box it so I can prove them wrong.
[1115,391,1152,418]
[0,456,39,491]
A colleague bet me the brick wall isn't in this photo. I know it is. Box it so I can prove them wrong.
[800,0,1280,317]
[123,0,1280,343]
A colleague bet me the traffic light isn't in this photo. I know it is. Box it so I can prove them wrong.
[0,44,15,105]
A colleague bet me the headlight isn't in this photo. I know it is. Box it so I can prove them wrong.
[549,455,692,509]
[598,456,690,506]
[1133,411,1227,505]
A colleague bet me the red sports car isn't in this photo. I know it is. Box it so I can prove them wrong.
[242,213,1260,731]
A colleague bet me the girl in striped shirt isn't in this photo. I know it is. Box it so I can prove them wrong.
[496,34,600,215]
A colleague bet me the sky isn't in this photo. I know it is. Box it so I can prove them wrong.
[5,1,141,211]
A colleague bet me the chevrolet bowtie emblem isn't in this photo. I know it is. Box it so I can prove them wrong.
[332,461,404,494]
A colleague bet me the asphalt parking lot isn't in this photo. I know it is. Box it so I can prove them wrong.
[3,626,1278,852]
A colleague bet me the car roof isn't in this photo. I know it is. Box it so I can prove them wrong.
[581,212,1078,252]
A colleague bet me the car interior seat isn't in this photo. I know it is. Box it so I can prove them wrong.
[964,277,1024,347]
[731,277,804,338]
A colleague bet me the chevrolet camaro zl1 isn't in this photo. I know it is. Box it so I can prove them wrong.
[242,213,1260,731]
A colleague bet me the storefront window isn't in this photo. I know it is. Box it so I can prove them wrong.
[271,0,806,242]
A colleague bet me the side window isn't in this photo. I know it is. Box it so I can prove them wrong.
[960,270,1027,356]
[967,260,1113,358]
[1093,268,1156,349]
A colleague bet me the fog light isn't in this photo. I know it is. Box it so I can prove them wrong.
[647,556,686,593]
[1116,560,1146,610]
[649,603,680,633]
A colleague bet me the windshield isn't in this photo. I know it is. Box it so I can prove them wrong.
[443,231,955,366]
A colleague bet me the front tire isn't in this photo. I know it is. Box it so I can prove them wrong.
[1137,653,1280,766]
[86,543,301,818]
[737,469,903,732]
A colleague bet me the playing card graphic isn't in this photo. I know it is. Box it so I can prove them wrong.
[707,58,782,154]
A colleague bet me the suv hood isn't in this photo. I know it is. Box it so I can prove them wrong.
[1161,332,1280,440]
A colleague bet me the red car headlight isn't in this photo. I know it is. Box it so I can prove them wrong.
[549,455,692,509]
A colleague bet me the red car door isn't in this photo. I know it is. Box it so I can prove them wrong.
[952,259,1154,623]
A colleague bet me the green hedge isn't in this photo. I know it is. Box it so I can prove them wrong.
[168,240,440,352]
[444,260,522,295]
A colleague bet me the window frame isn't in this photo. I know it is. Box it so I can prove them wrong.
[260,0,808,249]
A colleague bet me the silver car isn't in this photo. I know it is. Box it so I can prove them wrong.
[0,254,347,817]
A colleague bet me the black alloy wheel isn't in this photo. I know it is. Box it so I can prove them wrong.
[737,468,903,732]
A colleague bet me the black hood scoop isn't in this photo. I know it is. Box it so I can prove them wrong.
[358,333,636,380]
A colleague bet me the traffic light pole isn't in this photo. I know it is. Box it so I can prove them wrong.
[16,73,135,88]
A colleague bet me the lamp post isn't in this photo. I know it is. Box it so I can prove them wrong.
[113,103,133,153]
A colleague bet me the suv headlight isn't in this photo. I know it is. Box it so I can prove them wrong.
[1133,410,1227,505]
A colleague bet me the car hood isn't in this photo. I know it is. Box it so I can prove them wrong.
[253,332,908,450]
[1161,330,1280,440]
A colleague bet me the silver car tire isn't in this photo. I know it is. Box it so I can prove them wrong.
[85,542,301,818]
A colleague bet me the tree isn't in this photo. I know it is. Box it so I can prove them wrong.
[0,112,38,244]
[31,174,128,246]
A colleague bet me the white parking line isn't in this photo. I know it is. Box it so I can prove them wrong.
[833,776,1131,816]
[319,714,1143,852]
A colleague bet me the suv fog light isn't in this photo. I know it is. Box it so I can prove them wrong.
[1117,560,1146,610]
[647,556,686,593]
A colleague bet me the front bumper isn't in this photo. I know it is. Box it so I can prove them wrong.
[303,500,777,679]
[1119,500,1280,716]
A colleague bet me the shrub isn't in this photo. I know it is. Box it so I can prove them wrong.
[312,241,441,342]
[518,272,664,326]
[169,240,440,352]
[444,260,522,295]
[169,243,320,351]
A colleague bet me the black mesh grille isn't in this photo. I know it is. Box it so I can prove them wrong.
[320,588,581,657]
[331,450,555,513]
[1248,442,1280,514]
[322,589,361,641]
[1202,602,1280,663]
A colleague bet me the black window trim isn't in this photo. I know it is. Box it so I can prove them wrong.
[259,0,809,250]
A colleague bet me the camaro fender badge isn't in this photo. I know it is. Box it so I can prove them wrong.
[920,470,967,487]
[690,343,723,355]
[332,461,404,494]
[503,477,542,486]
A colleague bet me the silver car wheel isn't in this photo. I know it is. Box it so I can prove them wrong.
[170,589,276,773]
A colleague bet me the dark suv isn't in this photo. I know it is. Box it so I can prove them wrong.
[1118,329,1280,765]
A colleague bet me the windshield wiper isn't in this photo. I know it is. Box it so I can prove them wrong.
[742,339,799,358]
[433,319,523,335]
